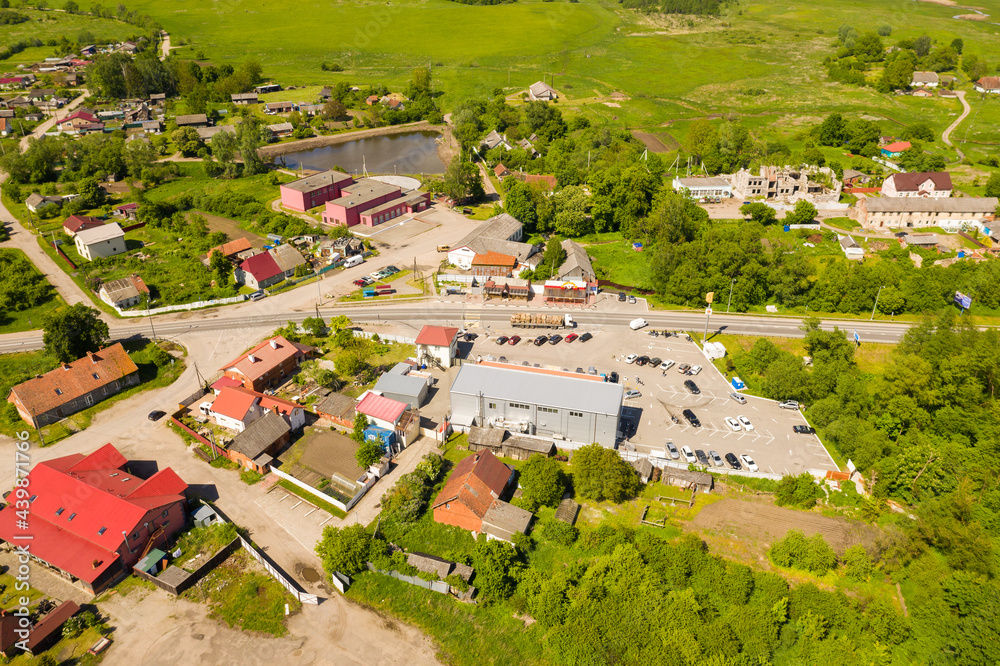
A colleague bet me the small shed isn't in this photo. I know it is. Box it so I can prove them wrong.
[135,548,168,574]
[554,497,580,525]
[192,504,219,528]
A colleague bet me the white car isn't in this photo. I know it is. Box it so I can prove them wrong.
[624,354,638,364]
[680,446,697,463]
[689,365,703,375]
[740,454,759,472]
[660,360,675,370]
[724,417,741,432]
[624,389,642,399]
[737,415,754,432]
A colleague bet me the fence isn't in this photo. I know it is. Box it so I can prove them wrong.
[120,221,147,232]
[115,294,247,317]
[52,243,77,269]
[367,564,451,595]
[351,329,416,345]
[269,466,355,512]
[846,187,880,194]
[239,535,319,604]
[330,572,350,593]
[132,537,241,596]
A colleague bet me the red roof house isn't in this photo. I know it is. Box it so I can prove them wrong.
[218,335,313,392]
[236,252,283,290]
[62,214,104,237]
[356,391,408,429]
[881,141,912,158]
[208,237,253,259]
[0,444,188,593]
[208,386,263,432]
[471,251,518,277]
[57,109,98,132]
[414,325,459,369]
[432,450,531,540]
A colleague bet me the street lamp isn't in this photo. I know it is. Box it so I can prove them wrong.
[870,285,884,321]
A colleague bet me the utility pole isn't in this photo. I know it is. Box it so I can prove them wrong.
[726,278,735,313]
[870,285,884,321]
[703,292,714,343]
[144,293,156,340]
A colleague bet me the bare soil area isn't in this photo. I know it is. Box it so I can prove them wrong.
[686,497,878,556]
[191,211,268,248]
[632,130,676,152]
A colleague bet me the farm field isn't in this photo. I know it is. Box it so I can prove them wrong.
[0,9,138,57]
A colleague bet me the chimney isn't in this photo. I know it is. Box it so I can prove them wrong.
[62,363,71,371]
[88,351,97,364]
[248,354,257,363]
[270,339,278,349]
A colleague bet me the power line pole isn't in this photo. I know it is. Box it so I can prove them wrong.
[870,285,884,321]
[726,278,734,313]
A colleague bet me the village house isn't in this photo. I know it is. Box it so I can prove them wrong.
[527,81,558,101]
[57,108,99,133]
[494,163,511,180]
[98,274,149,309]
[175,113,209,128]
[269,243,308,277]
[320,178,430,228]
[556,239,596,283]
[231,92,258,105]
[482,129,513,151]
[149,92,166,105]
[431,449,532,542]
[973,76,1000,94]
[223,411,290,473]
[208,386,265,432]
[447,213,538,270]
[672,176,733,200]
[62,214,103,237]
[880,172,952,198]
[355,391,408,431]
[235,251,284,290]
[880,141,911,158]
[208,237,253,261]
[467,426,555,461]
[218,335,313,392]
[115,202,139,220]
[313,392,358,428]
[839,234,864,260]
[372,363,431,409]
[264,101,295,114]
[195,125,235,141]
[414,324,459,369]
[255,83,281,94]
[911,71,939,88]
[266,122,294,139]
[7,343,140,426]
[279,169,356,211]
[141,120,163,133]
[0,444,188,594]
[854,196,998,230]
[470,251,518,278]
[482,277,531,302]
[517,137,540,157]
[25,193,63,213]
[74,222,126,261]
[842,169,871,186]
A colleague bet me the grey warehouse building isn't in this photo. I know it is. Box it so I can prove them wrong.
[449,363,623,448]
[373,363,430,409]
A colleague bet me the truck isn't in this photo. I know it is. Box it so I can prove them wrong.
[509,313,574,329]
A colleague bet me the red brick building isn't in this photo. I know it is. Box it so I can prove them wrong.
[432,450,531,542]
[0,444,188,594]
[218,335,313,392]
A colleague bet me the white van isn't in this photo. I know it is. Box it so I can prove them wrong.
[629,318,648,330]
[343,255,364,268]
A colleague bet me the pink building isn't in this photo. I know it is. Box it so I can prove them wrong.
[279,170,355,212]
[321,178,431,228]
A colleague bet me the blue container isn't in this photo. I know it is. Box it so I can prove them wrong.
[363,426,396,450]
[783,224,790,232]
[958,251,965,258]
[731,376,745,390]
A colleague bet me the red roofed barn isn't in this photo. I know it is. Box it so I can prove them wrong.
[7,343,139,426]
[0,444,188,593]
[236,252,284,290]
[414,325,459,369]
[432,450,532,541]
[218,335,313,392]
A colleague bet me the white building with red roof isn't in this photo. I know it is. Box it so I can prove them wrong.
[208,386,264,432]
[207,383,306,431]
[218,335,313,392]
[57,108,99,133]
[414,325,460,368]
[0,444,188,593]
[356,391,408,430]
[235,252,284,290]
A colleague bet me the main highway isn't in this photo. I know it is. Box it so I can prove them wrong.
[0,300,915,353]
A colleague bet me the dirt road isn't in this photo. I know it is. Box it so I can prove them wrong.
[941,90,971,160]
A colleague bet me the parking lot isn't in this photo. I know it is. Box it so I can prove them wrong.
[459,323,839,476]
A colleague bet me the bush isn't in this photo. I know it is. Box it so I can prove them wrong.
[538,519,578,547]
[775,473,822,509]
[842,545,875,581]
[519,454,567,511]
[240,469,263,485]
[769,529,837,575]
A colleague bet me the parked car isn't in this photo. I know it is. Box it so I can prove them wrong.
[660,360,675,370]
[624,389,642,399]
[684,379,700,394]
[695,449,710,466]
[495,336,508,345]
[147,410,166,421]
[508,335,521,345]
[607,371,619,383]
[689,365,703,375]
[730,392,747,404]
[665,442,680,460]
[625,354,638,364]
[737,415,754,431]
[724,453,741,470]
[579,332,593,342]
[677,363,691,374]
[533,335,548,346]
[682,409,701,427]
[499,356,508,364]
[635,355,649,366]
[779,400,800,410]
[548,334,563,345]
[385,265,399,274]
[618,291,626,302]
[565,333,578,343]
[628,295,636,304]
[649,357,662,367]
[708,450,724,468]
[793,425,815,434]
[724,416,741,432]
[680,446,697,463]
[740,454,759,472]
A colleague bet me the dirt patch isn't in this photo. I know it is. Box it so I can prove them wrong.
[868,241,891,251]
[190,211,267,248]
[955,12,988,19]
[807,234,823,243]
[686,497,878,555]
[631,130,676,152]
[603,102,622,108]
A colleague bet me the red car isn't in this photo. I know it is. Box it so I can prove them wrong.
[565,333,578,343]
[508,335,521,345]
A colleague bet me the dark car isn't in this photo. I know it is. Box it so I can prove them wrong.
[385,265,399,273]
[565,333,578,343]
[607,371,619,384]
[147,410,166,421]
[684,379,700,394]
[682,409,701,427]
[724,453,742,470]
[695,449,710,467]
[464,333,477,341]
[649,357,662,367]
[793,425,815,434]
[548,334,563,345]
[495,336,509,345]
[533,335,548,346]
[618,291,626,302]
[635,355,649,366]
[579,332,593,342]
[508,335,521,345]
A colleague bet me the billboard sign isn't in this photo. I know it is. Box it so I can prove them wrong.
[954,292,972,309]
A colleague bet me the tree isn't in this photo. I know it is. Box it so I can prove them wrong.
[63,0,78,11]
[355,439,384,469]
[775,472,821,509]
[519,454,567,511]
[210,130,238,174]
[769,529,836,575]
[552,185,590,237]
[302,316,325,337]
[842,545,875,581]
[984,172,1000,198]
[172,127,203,157]
[877,24,892,36]
[351,411,368,443]
[502,180,537,230]
[538,237,567,279]
[740,202,777,225]
[949,37,964,54]
[42,304,109,363]
[572,443,640,502]
[913,34,932,57]
[76,176,106,208]
[442,155,483,202]
[124,138,156,180]
[321,98,348,121]
[473,534,522,605]
[235,113,267,175]
[784,200,818,226]
[209,249,231,285]
[316,524,369,576]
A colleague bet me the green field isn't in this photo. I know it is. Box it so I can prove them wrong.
[0,9,139,62]
[0,249,64,334]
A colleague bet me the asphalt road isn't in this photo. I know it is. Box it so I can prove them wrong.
[0,302,914,353]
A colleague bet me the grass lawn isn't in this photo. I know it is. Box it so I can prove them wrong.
[184,550,301,637]
[171,521,240,571]
[583,237,656,290]
[276,479,348,519]
[6,626,108,666]
[0,249,64,334]
[0,9,137,54]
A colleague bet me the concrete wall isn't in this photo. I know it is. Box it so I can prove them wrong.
[133,537,241,595]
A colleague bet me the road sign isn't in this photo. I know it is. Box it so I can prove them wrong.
[706,291,715,304]
[954,291,972,309]
[853,329,860,343]
[706,307,713,316]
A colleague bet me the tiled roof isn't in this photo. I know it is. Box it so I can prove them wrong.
[219,336,309,381]
[414,325,458,347]
[472,251,517,267]
[228,411,288,459]
[356,391,407,424]
[8,343,138,418]
[209,386,259,421]
[63,215,103,233]
[887,172,952,192]
[239,251,283,282]
[209,237,252,258]
[882,141,911,153]
[432,450,512,519]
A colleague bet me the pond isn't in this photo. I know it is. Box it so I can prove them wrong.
[276,131,445,176]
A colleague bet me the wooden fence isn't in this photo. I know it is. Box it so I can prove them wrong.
[132,537,241,595]
[52,242,77,269]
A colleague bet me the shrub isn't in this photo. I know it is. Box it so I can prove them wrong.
[842,545,875,581]
[769,529,837,575]
[775,473,822,509]
[538,519,578,547]
[240,469,263,485]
